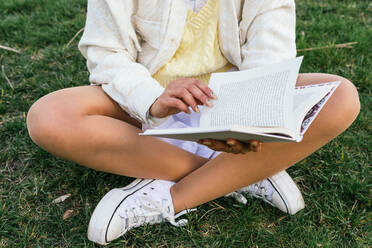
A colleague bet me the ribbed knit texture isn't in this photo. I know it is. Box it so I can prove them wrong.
[153,0,233,87]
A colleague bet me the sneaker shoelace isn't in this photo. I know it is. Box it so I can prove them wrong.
[118,196,192,230]
[240,179,274,203]
[225,191,248,204]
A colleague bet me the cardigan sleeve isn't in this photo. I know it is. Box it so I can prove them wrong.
[239,0,297,70]
[78,0,167,126]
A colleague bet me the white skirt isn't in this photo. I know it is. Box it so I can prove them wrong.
[142,109,220,159]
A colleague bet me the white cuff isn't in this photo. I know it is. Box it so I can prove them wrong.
[145,109,171,127]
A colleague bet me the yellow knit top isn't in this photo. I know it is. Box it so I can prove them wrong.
[152,0,233,87]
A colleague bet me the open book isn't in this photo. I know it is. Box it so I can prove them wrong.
[140,57,339,142]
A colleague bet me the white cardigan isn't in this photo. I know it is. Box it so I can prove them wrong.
[78,0,296,126]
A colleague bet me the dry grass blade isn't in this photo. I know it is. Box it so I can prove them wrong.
[0,45,21,53]
[1,65,14,90]
[64,28,85,48]
[52,194,72,204]
[297,42,357,52]
[62,209,75,220]
[267,215,287,228]
[199,207,222,221]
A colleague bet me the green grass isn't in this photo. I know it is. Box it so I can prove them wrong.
[0,0,371,247]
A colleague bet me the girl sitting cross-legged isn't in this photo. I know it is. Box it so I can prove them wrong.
[26,0,360,245]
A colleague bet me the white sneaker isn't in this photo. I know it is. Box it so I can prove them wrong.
[228,171,305,215]
[87,179,190,245]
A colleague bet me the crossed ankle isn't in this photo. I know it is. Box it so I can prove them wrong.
[170,184,188,214]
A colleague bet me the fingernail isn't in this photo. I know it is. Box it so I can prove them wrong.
[195,106,200,113]
[226,140,235,146]
[251,140,258,149]
[206,99,214,107]
[211,91,218,100]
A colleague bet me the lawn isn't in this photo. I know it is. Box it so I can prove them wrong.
[0,0,371,247]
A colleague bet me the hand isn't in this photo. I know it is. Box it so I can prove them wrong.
[197,138,262,154]
[149,78,216,118]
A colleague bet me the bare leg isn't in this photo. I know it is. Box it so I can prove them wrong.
[27,86,208,181]
[170,73,360,213]
[27,74,360,214]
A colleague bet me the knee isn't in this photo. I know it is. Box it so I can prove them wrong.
[27,96,56,148]
[322,77,360,136]
[335,77,360,123]
[26,93,71,149]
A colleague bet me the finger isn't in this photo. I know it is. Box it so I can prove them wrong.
[176,88,199,113]
[201,139,229,152]
[256,142,263,152]
[226,138,246,154]
[239,140,253,154]
[250,140,262,152]
[167,97,191,114]
[193,79,217,100]
[187,85,209,107]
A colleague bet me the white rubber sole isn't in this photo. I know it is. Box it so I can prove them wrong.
[87,179,154,245]
[268,171,305,215]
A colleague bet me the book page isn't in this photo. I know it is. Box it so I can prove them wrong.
[208,71,289,127]
[200,57,303,130]
[292,82,340,140]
